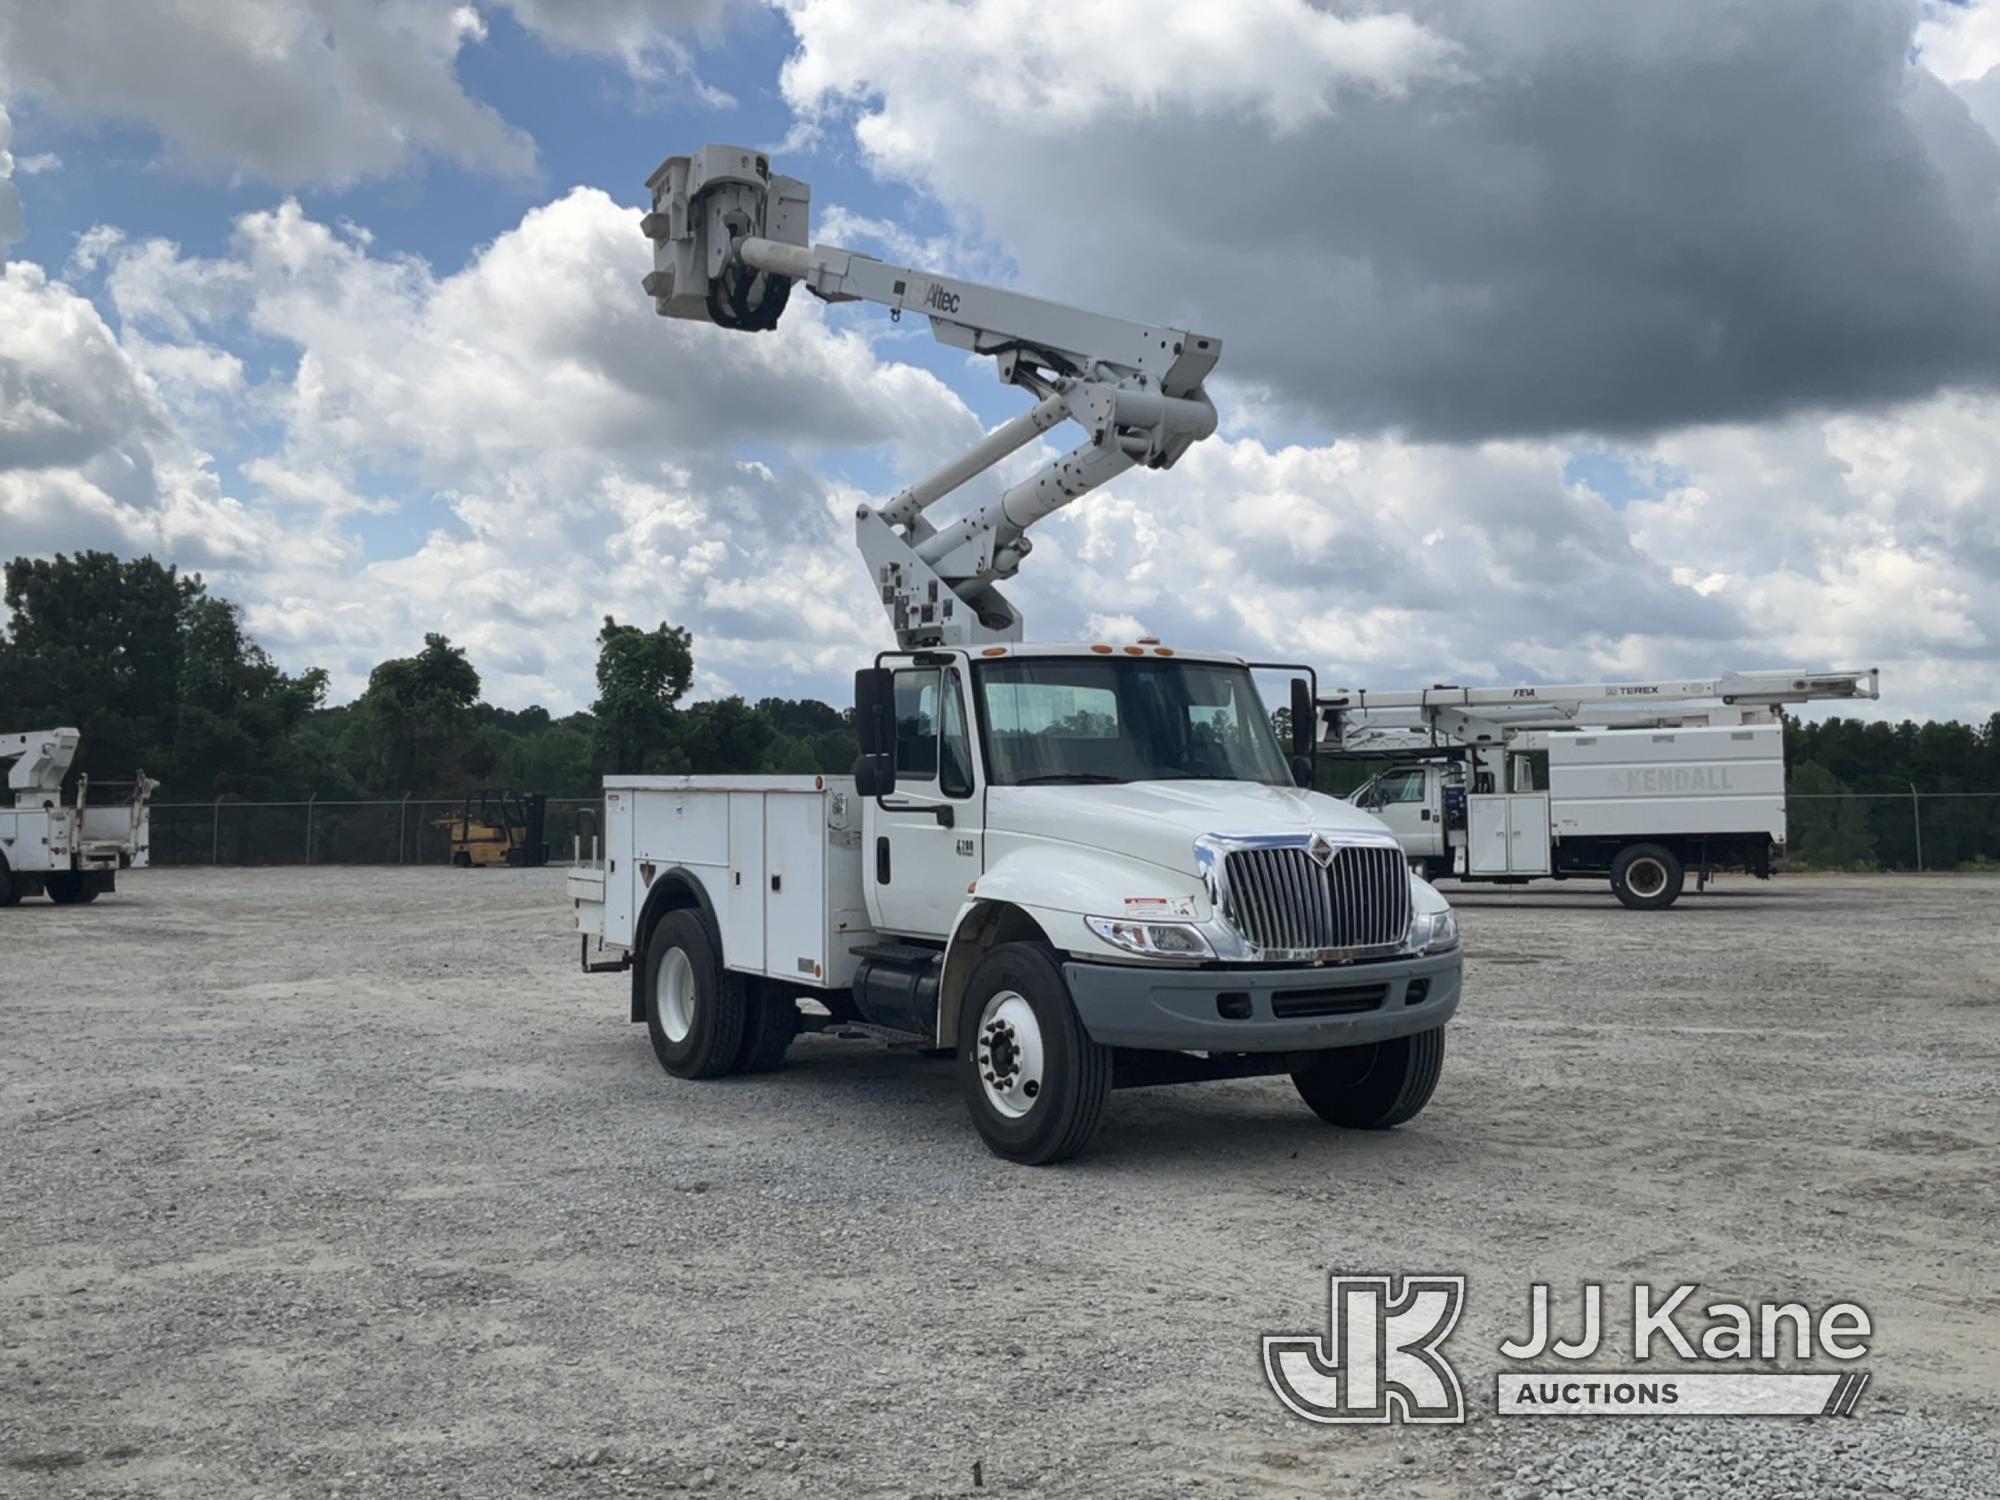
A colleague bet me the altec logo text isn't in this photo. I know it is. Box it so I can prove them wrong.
[1264,1278,1873,1424]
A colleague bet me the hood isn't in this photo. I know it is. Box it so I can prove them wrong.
[987,779,1395,878]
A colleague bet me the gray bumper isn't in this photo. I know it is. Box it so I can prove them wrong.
[1061,950,1462,1052]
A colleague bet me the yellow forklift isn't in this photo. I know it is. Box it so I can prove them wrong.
[437,789,549,868]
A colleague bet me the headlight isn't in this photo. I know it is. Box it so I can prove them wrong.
[1085,915,1215,960]
[1406,909,1459,955]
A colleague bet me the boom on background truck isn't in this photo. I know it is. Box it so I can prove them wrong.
[568,145,1464,1163]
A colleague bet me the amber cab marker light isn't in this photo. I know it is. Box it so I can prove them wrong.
[981,646,1007,656]
[1090,644,1114,654]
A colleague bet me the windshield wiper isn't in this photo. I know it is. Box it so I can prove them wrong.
[1013,773,1125,785]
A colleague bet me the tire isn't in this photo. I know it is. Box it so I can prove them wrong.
[451,851,472,868]
[644,909,746,1079]
[956,942,1113,1165]
[734,990,799,1073]
[1610,842,1684,910]
[1292,1027,1445,1129]
[0,862,19,907]
[46,873,98,905]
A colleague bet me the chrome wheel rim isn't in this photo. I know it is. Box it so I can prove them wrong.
[660,946,697,1043]
[976,990,1045,1120]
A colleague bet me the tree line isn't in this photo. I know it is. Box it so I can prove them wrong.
[0,553,858,804]
[4,551,1997,869]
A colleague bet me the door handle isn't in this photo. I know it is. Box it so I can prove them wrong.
[882,800,955,828]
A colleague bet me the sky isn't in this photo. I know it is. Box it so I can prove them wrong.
[3,0,1999,723]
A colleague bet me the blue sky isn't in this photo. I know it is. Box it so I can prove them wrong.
[3,1,1998,722]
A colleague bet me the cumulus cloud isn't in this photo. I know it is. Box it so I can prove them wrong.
[780,0,2000,442]
[49,188,982,707]
[0,0,728,188]
[0,260,323,573]
[0,104,22,245]
[960,393,1995,720]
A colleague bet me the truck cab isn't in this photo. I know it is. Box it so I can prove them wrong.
[575,644,1463,1163]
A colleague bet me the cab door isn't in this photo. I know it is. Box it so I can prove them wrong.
[865,664,983,940]
[1359,766,1445,859]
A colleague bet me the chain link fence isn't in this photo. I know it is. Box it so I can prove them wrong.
[1786,791,2000,871]
[143,791,2000,870]
[147,797,605,866]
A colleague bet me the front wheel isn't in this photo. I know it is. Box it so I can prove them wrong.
[1292,1027,1445,1129]
[644,909,746,1079]
[957,943,1113,1165]
[1610,843,1684,910]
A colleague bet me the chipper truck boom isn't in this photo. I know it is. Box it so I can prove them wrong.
[568,146,1464,1163]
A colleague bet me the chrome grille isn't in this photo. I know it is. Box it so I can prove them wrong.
[1222,843,1412,954]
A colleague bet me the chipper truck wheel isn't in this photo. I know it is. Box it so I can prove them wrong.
[1610,842,1684,911]
[45,873,100,905]
[957,942,1112,1165]
[1292,1027,1445,1130]
[644,909,747,1079]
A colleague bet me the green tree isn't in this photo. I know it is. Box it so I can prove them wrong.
[174,595,332,797]
[681,696,772,772]
[591,616,694,774]
[354,633,482,792]
[0,552,198,786]
[1786,761,1878,869]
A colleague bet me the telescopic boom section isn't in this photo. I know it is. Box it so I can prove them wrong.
[1317,669,1882,752]
[639,145,1219,649]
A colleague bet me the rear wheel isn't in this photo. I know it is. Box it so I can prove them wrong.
[644,909,746,1079]
[957,942,1112,1165]
[1610,843,1683,910]
[451,850,472,868]
[46,873,100,905]
[1292,1027,1445,1129]
[0,861,19,907]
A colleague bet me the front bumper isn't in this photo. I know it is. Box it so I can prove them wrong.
[1061,949,1462,1052]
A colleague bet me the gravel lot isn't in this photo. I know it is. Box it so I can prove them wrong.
[4,867,1998,1498]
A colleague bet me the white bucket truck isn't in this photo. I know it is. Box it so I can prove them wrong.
[1324,670,1879,909]
[1,727,155,906]
[568,146,1463,1163]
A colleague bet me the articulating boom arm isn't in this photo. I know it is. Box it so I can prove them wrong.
[640,145,1219,649]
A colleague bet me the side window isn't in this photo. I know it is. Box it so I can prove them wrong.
[894,670,939,782]
[1382,769,1427,804]
[940,671,975,799]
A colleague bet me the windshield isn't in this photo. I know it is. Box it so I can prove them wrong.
[974,657,1294,787]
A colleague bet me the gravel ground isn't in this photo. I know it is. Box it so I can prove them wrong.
[3,867,1997,1498]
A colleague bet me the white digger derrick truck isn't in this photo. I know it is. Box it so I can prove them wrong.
[568,145,1464,1163]
[0,728,156,906]
[1319,669,1881,909]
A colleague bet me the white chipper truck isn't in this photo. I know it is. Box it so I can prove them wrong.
[0,727,155,906]
[1321,670,1880,908]
[568,145,1463,1163]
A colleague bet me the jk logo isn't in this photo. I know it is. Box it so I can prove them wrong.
[1263,1274,1466,1424]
